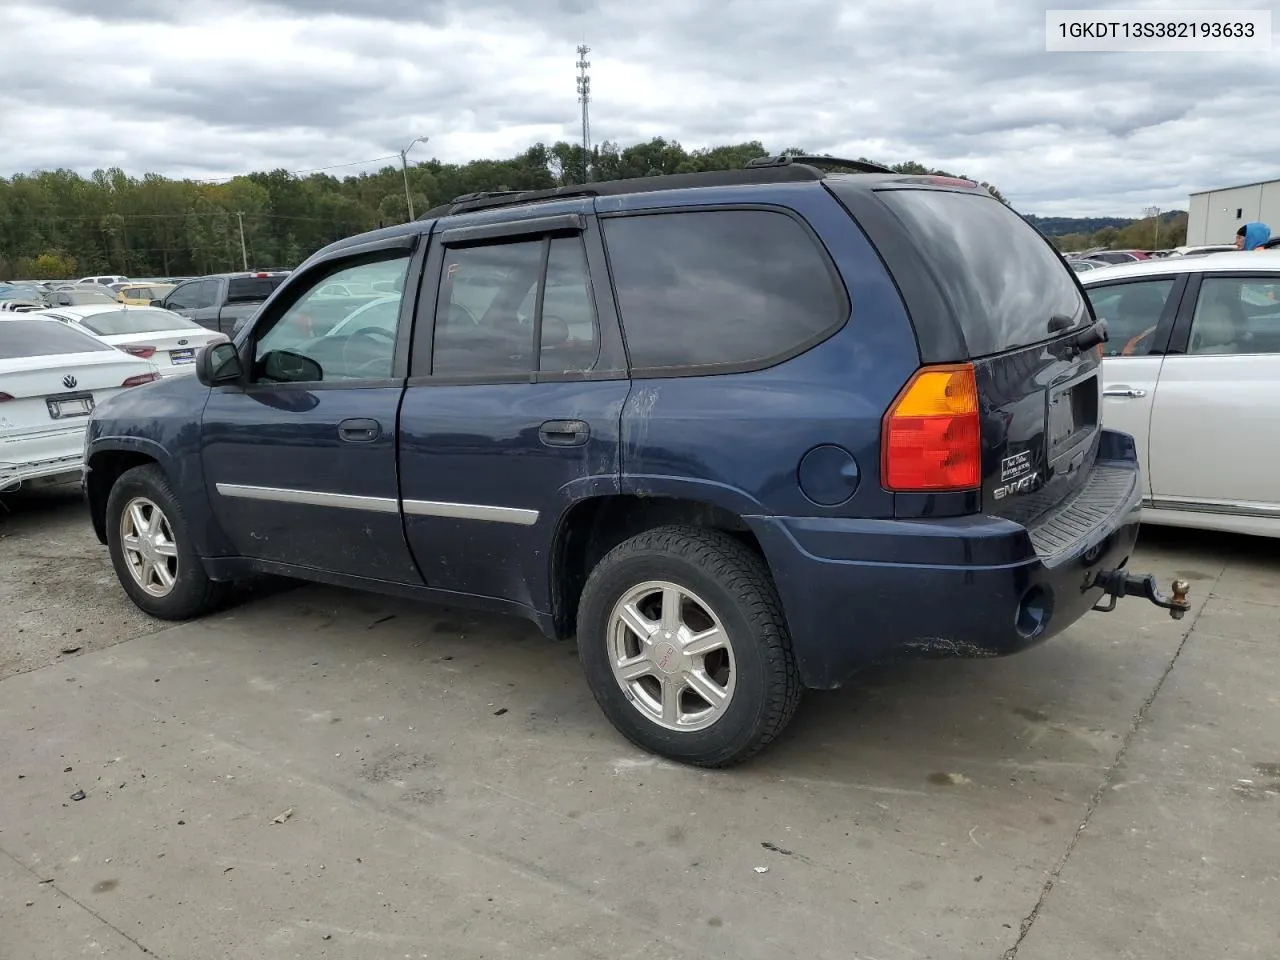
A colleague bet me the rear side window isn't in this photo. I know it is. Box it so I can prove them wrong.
[602,209,845,371]
[0,320,113,358]
[877,190,1090,357]
[227,276,286,302]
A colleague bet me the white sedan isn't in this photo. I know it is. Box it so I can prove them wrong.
[0,318,160,493]
[33,304,227,376]
[1081,250,1280,538]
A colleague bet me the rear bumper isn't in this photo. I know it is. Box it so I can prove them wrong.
[749,429,1145,689]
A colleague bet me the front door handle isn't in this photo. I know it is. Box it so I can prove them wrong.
[1103,386,1147,399]
[539,419,590,447]
[339,417,381,442]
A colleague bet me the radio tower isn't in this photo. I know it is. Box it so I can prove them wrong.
[576,44,592,183]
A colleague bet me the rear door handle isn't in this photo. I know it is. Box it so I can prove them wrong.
[1103,386,1147,398]
[539,419,590,447]
[339,417,381,442]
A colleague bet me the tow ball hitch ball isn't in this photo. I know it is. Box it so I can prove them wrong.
[1092,571,1191,620]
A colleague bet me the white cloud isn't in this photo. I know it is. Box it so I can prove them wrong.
[1,0,1276,217]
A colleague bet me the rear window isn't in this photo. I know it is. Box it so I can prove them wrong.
[79,308,200,336]
[877,189,1090,357]
[0,320,113,359]
[227,276,286,302]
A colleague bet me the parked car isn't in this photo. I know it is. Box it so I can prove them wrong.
[34,305,228,376]
[1168,245,1238,258]
[1085,251,1147,265]
[0,318,159,494]
[1082,251,1280,538]
[1067,259,1105,273]
[76,275,129,287]
[152,272,290,336]
[44,287,120,307]
[82,160,1187,766]
[117,282,176,306]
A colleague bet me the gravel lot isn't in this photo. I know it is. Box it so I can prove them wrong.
[2,487,1277,960]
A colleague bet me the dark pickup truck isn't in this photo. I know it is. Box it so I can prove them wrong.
[152,272,289,336]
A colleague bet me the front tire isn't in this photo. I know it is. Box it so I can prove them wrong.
[105,464,230,620]
[577,525,802,767]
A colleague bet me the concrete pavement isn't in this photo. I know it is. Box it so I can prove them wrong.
[1,489,1276,959]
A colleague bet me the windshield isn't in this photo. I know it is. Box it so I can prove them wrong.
[0,319,113,358]
[877,189,1091,357]
[78,308,200,336]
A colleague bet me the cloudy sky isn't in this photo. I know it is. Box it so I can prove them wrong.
[1,0,1275,217]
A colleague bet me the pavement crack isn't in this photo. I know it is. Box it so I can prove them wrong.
[0,844,165,958]
[1000,560,1224,960]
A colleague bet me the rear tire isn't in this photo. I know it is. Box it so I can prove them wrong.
[105,465,230,620]
[576,525,802,767]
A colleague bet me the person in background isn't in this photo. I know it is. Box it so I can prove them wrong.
[1236,221,1272,250]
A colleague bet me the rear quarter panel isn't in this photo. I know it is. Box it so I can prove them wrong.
[605,183,921,520]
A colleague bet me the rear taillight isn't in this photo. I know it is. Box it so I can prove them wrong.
[121,373,161,388]
[882,363,981,492]
[124,345,156,358]
[0,392,13,402]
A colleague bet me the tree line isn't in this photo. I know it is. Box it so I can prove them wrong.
[1049,211,1189,254]
[1,136,1023,281]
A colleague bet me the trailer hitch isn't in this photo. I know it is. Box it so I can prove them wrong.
[1091,570,1191,620]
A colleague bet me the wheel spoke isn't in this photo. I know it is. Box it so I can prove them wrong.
[616,655,652,682]
[146,507,163,537]
[128,502,148,535]
[618,602,658,644]
[154,561,176,589]
[153,539,178,558]
[682,626,726,658]
[683,668,728,710]
[140,559,155,586]
[660,677,680,724]
[659,586,682,633]
[122,534,141,554]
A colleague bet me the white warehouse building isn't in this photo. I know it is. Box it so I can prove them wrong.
[1185,178,1280,246]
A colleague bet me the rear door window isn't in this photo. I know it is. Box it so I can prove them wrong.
[601,209,846,371]
[877,189,1091,357]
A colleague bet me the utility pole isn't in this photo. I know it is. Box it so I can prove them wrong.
[1144,205,1161,250]
[576,44,592,183]
[236,212,249,270]
[400,136,429,220]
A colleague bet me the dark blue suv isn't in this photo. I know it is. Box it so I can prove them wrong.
[83,157,1188,766]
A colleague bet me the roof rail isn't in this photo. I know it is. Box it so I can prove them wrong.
[746,154,895,174]
[420,162,836,220]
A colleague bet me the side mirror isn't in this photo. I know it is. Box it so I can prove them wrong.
[150,299,164,307]
[261,349,322,383]
[196,341,243,386]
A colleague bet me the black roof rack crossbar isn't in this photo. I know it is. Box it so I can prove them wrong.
[746,154,895,174]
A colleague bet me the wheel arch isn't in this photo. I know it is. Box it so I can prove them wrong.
[85,441,169,545]
[548,493,768,640]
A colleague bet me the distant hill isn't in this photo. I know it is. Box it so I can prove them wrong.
[1024,211,1186,238]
